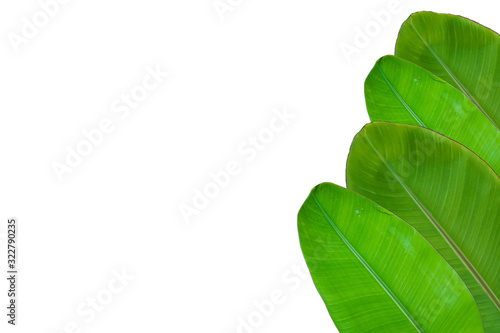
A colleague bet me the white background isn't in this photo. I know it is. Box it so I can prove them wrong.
[0,0,497,332]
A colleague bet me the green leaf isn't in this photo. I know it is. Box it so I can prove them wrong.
[346,122,500,332]
[298,182,484,332]
[395,11,500,129]
[364,55,500,175]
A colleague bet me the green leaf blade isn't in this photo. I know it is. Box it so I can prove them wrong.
[346,122,500,331]
[395,11,500,129]
[364,55,500,175]
[298,182,484,333]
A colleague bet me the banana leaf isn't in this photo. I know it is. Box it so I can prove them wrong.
[395,11,500,129]
[346,122,500,331]
[365,55,500,174]
[298,182,484,332]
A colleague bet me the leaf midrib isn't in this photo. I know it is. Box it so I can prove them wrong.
[363,134,500,312]
[408,21,500,131]
[311,191,423,333]
[375,62,426,127]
